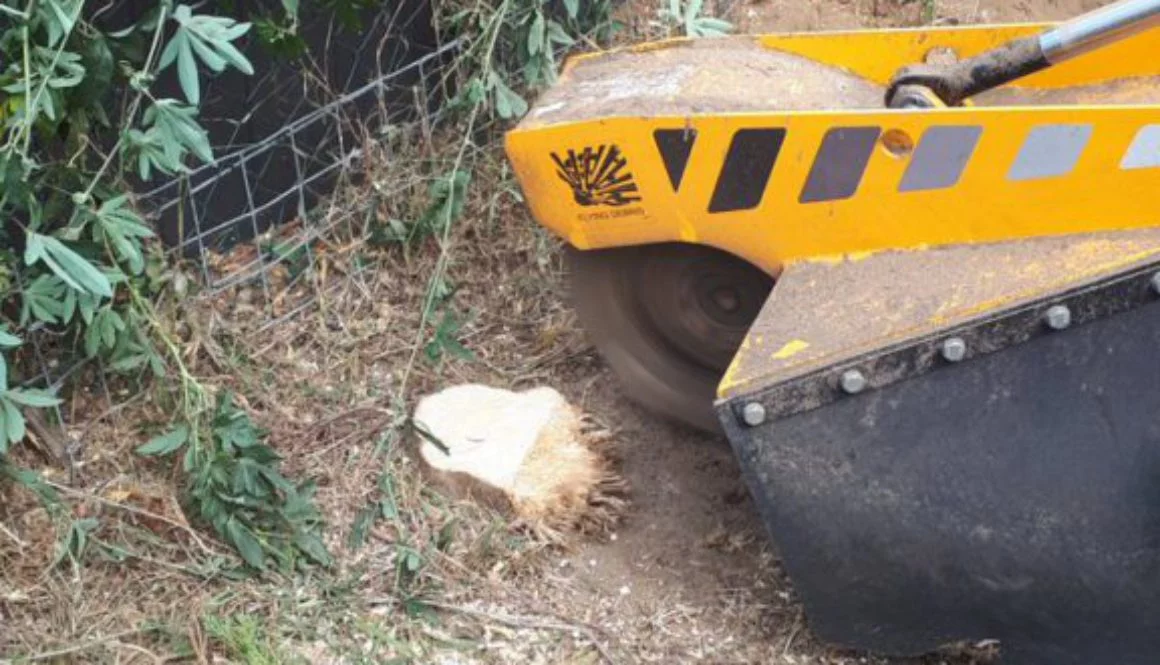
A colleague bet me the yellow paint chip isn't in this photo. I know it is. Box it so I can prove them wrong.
[772,339,810,360]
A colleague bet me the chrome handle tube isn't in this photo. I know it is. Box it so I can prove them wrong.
[1039,0,1160,63]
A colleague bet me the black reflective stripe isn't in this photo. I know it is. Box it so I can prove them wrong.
[654,129,698,192]
[708,128,787,214]
[800,127,881,203]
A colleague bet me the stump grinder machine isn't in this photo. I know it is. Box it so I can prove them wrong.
[505,1,1160,662]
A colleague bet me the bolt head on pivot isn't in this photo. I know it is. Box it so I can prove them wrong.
[941,337,967,362]
[840,369,868,395]
[1044,305,1072,331]
[741,402,766,427]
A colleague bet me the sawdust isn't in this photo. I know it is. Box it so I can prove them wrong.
[976,76,1160,105]
[732,0,1108,32]
[524,37,885,127]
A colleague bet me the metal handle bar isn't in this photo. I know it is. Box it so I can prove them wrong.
[1041,0,1160,63]
[887,0,1160,107]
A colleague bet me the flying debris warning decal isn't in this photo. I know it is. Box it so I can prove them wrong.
[551,145,642,210]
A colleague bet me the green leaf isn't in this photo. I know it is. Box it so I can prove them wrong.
[691,16,732,37]
[85,196,153,275]
[176,36,201,104]
[293,531,331,566]
[21,275,67,325]
[24,233,113,298]
[405,548,421,572]
[491,77,528,120]
[0,356,7,393]
[42,0,83,46]
[563,0,579,18]
[527,12,545,55]
[83,323,102,357]
[145,100,214,165]
[4,389,62,408]
[231,460,261,496]
[2,398,25,445]
[0,329,21,348]
[546,20,575,46]
[23,233,46,265]
[183,444,197,472]
[162,6,254,98]
[188,33,228,71]
[136,425,190,456]
[74,34,115,109]
[212,39,253,75]
[226,517,265,569]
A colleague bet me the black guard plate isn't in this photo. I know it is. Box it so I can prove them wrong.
[720,300,1160,664]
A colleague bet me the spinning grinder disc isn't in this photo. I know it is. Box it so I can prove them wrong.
[567,243,774,434]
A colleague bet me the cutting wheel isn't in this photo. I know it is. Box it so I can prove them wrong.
[567,243,775,434]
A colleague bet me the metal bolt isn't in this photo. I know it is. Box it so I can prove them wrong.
[840,369,867,395]
[1044,305,1072,331]
[741,402,766,427]
[941,337,967,362]
[1151,272,1160,296]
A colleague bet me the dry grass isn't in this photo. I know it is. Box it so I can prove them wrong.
[0,73,616,661]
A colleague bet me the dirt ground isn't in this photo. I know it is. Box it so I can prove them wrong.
[530,1,1105,663]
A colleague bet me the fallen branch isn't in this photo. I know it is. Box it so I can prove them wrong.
[424,600,618,665]
[24,627,154,662]
[0,519,28,548]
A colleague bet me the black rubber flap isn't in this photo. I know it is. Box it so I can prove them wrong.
[720,300,1160,664]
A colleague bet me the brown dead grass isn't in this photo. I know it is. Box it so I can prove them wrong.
[2,38,703,654]
[0,87,606,661]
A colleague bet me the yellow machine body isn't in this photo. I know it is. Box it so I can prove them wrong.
[505,24,1160,277]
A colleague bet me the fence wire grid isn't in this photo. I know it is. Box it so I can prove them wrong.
[20,9,468,445]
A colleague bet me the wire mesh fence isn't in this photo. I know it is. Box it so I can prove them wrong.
[16,14,464,444]
[143,38,460,327]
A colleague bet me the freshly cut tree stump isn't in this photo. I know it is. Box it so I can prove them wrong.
[413,384,627,535]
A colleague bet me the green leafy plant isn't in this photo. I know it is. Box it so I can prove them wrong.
[657,0,733,38]
[0,0,252,436]
[440,0,618,120]
[906,0,939,24]
[139,392,331,570]
[0,0,327,571]
[0,328,61,454]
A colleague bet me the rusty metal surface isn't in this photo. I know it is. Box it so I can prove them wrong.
[719,229,1160,400]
